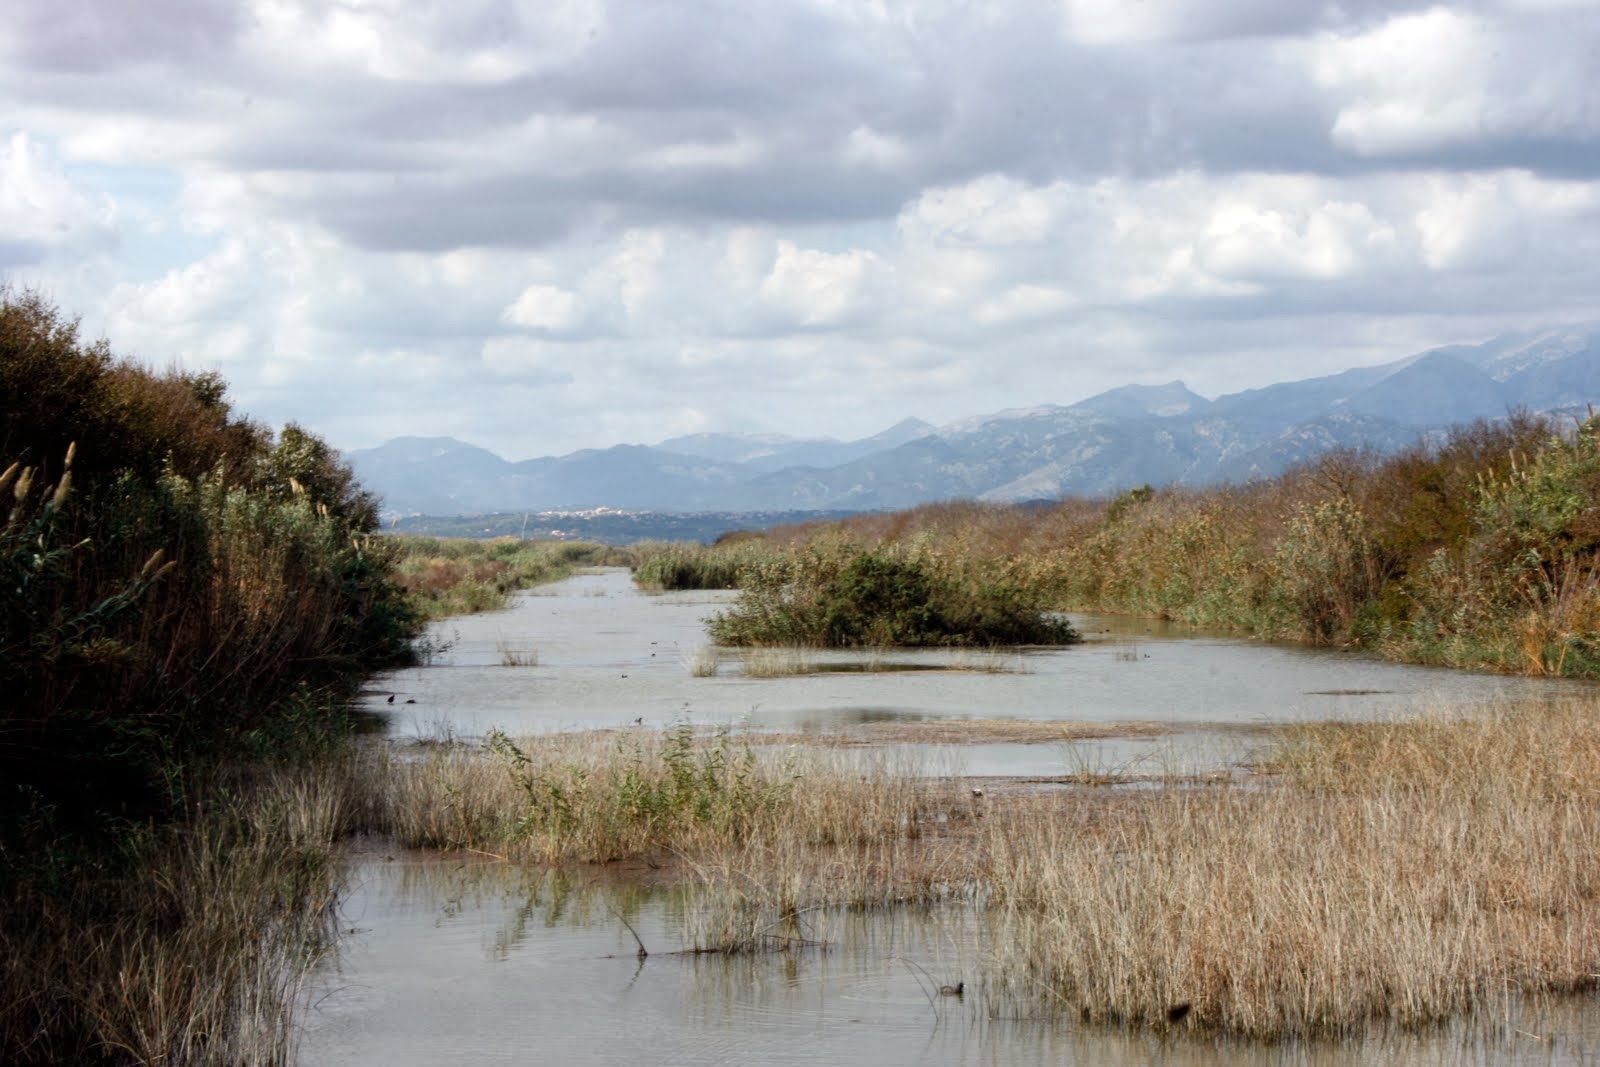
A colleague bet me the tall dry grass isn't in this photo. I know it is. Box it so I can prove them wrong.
[350,698,1600,1039]
[0,762,353,1065]
[369,724,968,869]
[367,725,975,959]
[982,698,1600,1038]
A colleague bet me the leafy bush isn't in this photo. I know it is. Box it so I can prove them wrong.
[710,544,1078,647]
[0,289,420,866]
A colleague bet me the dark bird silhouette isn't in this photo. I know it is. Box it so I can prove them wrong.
[1166,1002,1192,1024]
[387,694,395,704]
[939,982,964,997]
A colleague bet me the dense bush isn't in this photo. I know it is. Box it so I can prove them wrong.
[709,542,1078,647]
[0,289,420,870]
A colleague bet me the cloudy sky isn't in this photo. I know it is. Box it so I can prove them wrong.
[3,1,1599,458]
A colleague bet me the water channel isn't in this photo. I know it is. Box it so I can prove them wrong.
[298,568,1600,1064]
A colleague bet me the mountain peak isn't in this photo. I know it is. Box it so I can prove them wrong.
[1071,381,1210,419]
[865,417,935,446]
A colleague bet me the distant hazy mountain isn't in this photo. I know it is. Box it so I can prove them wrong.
[346,325,1600,517]
[658,417,935,474]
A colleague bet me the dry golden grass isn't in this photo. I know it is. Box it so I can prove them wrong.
[684,645,720,677]
[982,698,1600,1038]
[369,725,970,868]
[740,646,816,677]
[362,698,1600,1040]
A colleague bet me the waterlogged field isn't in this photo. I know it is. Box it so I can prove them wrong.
[299,568,1600,1065]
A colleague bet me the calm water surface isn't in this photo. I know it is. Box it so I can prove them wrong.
[298,568,1600,1064]
[365,568,1593,776]
[302,857,1600,1066]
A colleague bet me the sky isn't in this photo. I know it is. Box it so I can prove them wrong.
[3,0,1599,460]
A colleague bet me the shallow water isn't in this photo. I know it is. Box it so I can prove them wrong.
[366,568,1593,778]
[301,569,1600,1064]
[301,856,1600,1066]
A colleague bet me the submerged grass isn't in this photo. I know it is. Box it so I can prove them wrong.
[362,697,1600,1042]
[740,646,817,677]
[735,646,1027,678]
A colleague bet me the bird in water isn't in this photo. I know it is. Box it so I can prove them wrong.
[939,981,964,997]
[387,694,395,704]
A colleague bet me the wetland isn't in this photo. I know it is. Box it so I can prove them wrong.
[299,568,1600,1065]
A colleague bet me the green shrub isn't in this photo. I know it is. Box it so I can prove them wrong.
[0,290,419,868]
[710,544,1078,647]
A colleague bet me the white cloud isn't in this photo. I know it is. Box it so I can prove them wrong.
[1308,6,1600,157]
[1058,0,1337,44]
[102,240,259,364]
[1311,9,1494,155]
[503,284,584,332]
[900,174,1064,247]
[1414,169,1600,270]
[976,283,1078,325]
[1196,193,1398,282]
[478,336,578,383]
[243,0,605,83]
[758,241,884,328]
[0,132,117,265]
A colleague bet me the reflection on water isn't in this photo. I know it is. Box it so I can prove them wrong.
[304,569,1600,1064]
[301,855,1600,1066]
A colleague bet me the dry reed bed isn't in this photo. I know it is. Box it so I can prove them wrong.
[371,726,984,958]
[984,697,1600,1037]
[371,725,971,870]
[369,699,1600,1040]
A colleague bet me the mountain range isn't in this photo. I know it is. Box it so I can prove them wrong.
[347,326,1600,518]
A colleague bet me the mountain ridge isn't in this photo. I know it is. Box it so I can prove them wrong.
[347,325,1600,517]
